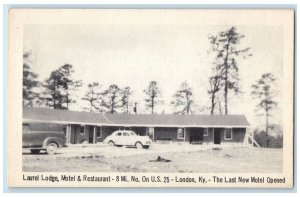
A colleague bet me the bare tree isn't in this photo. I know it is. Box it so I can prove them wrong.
[82,82,102,112]
[144,81,163,114]
[171,81,194,114]
[209,26,252,114]
[251,73,277,148]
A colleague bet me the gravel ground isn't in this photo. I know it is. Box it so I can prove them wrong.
[22,144,282,173]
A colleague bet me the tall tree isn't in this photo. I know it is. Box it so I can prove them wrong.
[121,87,132,114]
[101,84,123,113]
[59,64,82,109]
[171,81,194,114]
[144,81,163,114]
[42,64,82,110]
[23,52,40,107]
[42,70,65,109]
[208,74,222,115]
[251,73,277,148]
[209,26,251,114]
[82,82,102,112]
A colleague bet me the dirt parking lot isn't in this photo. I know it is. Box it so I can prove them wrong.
[23,144,282,173]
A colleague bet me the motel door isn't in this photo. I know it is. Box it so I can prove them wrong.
[214,128,222,144]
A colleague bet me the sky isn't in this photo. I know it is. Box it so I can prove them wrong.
[23,24,283,130]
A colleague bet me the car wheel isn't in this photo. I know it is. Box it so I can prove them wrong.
[30,149,40,154]
[46,142,58,154]
[135,142,143,149]
[108,141,115,146]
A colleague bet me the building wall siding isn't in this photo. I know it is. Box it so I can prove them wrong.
[95,126,119,142]
[185,128,214,144]
[68,124,246,145]
[131,127,147,136]
[223,128,246,143]
[154,127,183,142]
[213,128,246,144]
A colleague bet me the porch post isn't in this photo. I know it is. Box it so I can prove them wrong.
[153,127,155,142]
[66,125,71,144]
[93,126,96,144]
[212,128,214,145]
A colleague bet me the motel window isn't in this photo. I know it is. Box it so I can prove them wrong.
[177,128,185,139]
[203,128,208,136]
[80,125,85,134]
[96,126,102,138]
[224,128,232,140]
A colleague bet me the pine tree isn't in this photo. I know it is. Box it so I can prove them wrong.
[251,73,277,148]
[208,74,222,115]
[23,52,40,107]
[171,81,194,114]
[209,27,252,114]
[42,64,82,110]
[120,87,132,114]
[101,84,123,113]
[82,82,102,112]
[144,81,163,114]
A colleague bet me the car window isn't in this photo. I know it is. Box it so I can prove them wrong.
[123,132,130,136]
[116,132,122,136]
[130,132,136,136]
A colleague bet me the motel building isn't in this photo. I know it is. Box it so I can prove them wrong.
[23,107,257,147]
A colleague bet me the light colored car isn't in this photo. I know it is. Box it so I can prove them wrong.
[104,130,152,149]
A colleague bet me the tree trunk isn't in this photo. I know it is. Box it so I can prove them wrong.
[265,108,269,148]
[211,92,215,115]
[66,94,69,110]
[151,96,154,114]
[224,76,228,115]
[224,43,229,115]
[111,97,114,114]
[90,100,93,112]
[186,93,189,114]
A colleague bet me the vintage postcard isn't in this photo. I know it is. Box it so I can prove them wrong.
[8,9,294,188]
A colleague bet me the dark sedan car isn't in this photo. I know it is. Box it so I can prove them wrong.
[23,123,66,154]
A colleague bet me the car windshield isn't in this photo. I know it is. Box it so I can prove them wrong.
[130,132,136,136]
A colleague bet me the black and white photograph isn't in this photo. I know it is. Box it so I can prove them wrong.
[8,9,294,188]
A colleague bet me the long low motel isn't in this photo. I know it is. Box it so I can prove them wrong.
[23,107,256,146]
